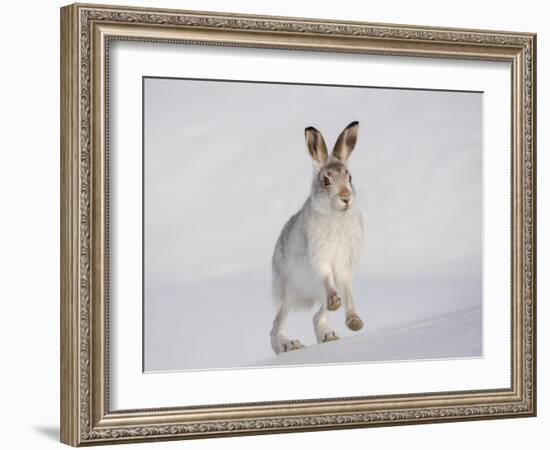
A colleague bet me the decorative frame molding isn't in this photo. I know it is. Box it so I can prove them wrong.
[60,3,536,446]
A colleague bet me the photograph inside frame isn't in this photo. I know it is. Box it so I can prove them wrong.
[142,76,483,373]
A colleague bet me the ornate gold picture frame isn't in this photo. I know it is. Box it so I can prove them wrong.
[60,3,536,446]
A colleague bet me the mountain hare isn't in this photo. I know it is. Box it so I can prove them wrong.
[271,121,364,354]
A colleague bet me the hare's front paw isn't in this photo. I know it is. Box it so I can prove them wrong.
[282,339,305,352]
[327,293,342,311]
[346,314,364,331]
[322,330,340,343]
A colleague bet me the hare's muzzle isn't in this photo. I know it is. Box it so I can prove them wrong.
[339,187,352,205]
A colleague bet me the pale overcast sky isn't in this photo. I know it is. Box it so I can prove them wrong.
[143,77,482,371]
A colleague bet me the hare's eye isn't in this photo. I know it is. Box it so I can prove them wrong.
[323,176,331,186]
[349,174,352,183]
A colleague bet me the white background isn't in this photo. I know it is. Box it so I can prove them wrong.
[142,71,485,373]
[111,44,508,409]
[0,0,545,449]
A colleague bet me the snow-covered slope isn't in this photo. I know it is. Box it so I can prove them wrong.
[254,305,482,367]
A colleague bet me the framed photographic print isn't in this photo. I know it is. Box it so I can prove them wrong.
[60,3,537,446]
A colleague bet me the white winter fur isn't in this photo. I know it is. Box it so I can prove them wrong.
[271,122,364,355]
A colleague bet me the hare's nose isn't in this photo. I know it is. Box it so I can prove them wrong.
[339,188,352,204]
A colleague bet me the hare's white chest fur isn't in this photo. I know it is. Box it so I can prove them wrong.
[270,121,366,355]
[306,208,363,288]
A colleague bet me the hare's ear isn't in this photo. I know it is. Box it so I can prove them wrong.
[305,126,329,170]
[332,121,359,162]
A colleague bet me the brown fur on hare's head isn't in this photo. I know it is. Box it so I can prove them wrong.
[305,121,359,213]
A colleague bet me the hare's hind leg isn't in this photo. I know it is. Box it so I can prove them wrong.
[270,297,305,355]
[313,303,340,343]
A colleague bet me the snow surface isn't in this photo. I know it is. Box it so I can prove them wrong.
[144,276,481,371]
[142,78,483,372]
[254,305,482,367]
